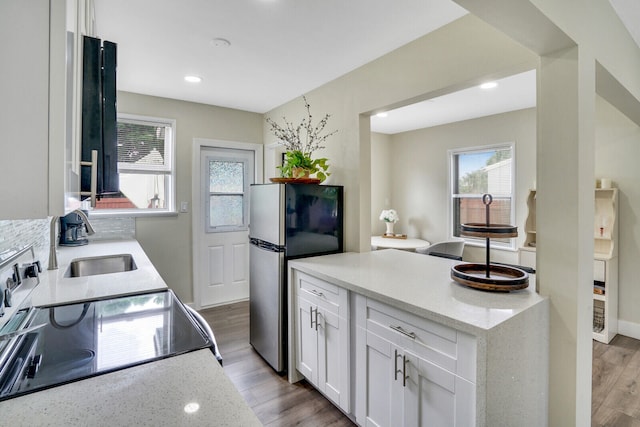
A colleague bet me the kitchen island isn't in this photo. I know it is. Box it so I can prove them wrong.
[0,240,261,426]
[288,249,549,427]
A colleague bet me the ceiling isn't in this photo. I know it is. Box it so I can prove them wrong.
[370,69,537,134]
[93,0,467,114]
[94,0,640,134]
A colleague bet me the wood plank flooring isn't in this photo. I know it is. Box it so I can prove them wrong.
[200,301,640,426]
[592,335,640,426]
[199,301,355,427]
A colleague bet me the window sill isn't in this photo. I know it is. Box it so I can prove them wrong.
[87,209,179,219]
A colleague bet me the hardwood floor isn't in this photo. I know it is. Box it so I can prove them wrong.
[592,335,640,426]
[201,301,640,426]
[199,301,355,426]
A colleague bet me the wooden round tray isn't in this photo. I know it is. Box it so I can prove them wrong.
[451,263,529,292]
[459,223,518,238]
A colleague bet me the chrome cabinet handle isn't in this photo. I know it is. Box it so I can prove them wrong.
[309,289,324,298]
[310,306,319,331]
[403,355,409,387]
[394,349,402,381]
[390,325,417,339]
[315,308,319,331]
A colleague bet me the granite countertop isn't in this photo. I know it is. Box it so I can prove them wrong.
[288,249,547,336]
[1,239,261,426]
[0,349,261,426]
[29,239,169,307]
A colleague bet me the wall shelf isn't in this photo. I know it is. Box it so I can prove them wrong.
[518,187,619,343]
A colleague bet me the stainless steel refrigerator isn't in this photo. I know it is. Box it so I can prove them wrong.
[249,183,343,372]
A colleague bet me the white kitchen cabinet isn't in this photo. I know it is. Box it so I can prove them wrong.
[289,252,549,426]
[0,0,89,219]
[294,271,350,413]
[356,297,475,427]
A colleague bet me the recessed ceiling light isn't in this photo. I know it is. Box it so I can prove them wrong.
[184,402,200,414]
[480,81,498,90]
[211,38,231,48]
[184,75,202,83]
[376,112,388,118]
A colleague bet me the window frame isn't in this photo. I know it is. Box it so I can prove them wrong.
[204,151,252,233]
[90,113,177,218]
[448,142,516,251]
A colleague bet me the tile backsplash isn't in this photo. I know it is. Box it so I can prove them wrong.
[0,219,50,263]
[0,217,135,265]
[87,217,136,241]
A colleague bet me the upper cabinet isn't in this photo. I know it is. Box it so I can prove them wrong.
[0,0,92,219]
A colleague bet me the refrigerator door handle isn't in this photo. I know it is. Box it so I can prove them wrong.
[250,238,285,253]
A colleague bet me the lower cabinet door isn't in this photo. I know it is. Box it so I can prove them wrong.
[361,332,475,427]
[363,330,405,427]
[317,307,350,412]
[297,296,318,385]
[404,350,475,427]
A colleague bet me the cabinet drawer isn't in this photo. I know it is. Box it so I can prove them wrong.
[594,260,606,283]
[296,271,344,315]
[365,299,461,374]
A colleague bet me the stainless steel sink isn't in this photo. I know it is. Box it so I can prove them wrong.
[67,254,137,277]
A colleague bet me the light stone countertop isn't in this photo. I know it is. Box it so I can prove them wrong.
[0,349,262,426]
[288,249,546,336]
[1,239,262,426]
[29,239,169,307]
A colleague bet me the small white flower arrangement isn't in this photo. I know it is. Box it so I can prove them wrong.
[379,209,399,223]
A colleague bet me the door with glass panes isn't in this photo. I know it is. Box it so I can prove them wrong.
[199,147,254,306]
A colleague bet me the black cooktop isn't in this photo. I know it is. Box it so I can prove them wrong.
[0,290,212,401]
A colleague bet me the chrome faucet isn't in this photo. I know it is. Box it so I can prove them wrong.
[48,209,96,270]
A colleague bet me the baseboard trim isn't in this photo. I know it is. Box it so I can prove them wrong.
[618,320,640,340]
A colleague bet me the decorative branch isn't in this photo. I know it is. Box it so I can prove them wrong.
[266,96,337,156]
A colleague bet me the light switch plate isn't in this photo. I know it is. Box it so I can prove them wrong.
[180,201,189,213]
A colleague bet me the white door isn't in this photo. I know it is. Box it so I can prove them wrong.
[197,147,255,307]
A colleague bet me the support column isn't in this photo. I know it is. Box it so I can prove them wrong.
[537,45,595,426]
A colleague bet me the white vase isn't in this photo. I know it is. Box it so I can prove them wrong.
[385,222,394,235]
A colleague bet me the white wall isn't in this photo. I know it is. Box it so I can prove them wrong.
[264,15,538,254]
[370,132,392,237]
[595,95,640,332]
[381,108,536,265]
[117,91,263,303]
[379,96,640,333]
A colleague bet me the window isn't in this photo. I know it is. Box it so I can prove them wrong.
[449,144,515,249]
[204,148,253,233]
[92,114,176,216]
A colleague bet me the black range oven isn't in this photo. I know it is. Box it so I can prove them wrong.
[0,290,221,401]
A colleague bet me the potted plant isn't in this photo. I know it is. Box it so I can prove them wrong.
[266,96,337,183]
[380,209,399,235]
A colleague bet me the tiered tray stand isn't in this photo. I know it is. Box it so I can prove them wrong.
[451,194,529,291]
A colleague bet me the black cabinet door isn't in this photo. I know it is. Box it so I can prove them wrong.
[81,36,118,195]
